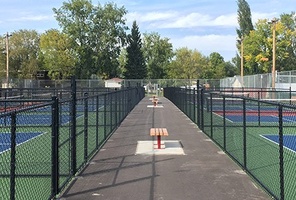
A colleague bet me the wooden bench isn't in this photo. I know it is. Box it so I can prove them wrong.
[151,96,158,106]
[150,128,169,149]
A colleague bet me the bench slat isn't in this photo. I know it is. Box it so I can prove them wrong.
[150,128,168,136]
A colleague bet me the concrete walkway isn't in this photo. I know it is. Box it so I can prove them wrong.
[59,97,271,200]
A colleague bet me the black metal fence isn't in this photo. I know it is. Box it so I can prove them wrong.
[0,79,145,200]
[164,86,296,200]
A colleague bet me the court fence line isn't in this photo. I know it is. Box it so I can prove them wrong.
[0,77,145,200]
[164,85,296,200]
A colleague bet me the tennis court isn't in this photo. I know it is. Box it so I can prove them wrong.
[0,132,44,153]
[262,134,296,152]
[0,114,82,125]
[207,97,296,123]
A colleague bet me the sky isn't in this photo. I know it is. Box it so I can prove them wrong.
[0,0,294,61]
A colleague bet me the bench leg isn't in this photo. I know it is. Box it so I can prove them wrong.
[157,135,161,149]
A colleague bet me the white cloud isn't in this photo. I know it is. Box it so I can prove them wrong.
[170,34,237,60]
[9,14,53,22]
[126,11,177,23]
[212,14,237,26]
[252,12,278,23]
[128,11,238,29]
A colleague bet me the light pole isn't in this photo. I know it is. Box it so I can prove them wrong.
[5,32,12,88]
[270,18,278,90]
[237,36,244,86]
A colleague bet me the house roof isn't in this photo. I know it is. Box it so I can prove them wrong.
[105,78,123,83]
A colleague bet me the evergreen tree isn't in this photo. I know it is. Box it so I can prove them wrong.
[236,0,254,38]
[124,21,146,79]
[236,0,255,75]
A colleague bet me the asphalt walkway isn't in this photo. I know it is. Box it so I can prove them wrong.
[59,97,271,200]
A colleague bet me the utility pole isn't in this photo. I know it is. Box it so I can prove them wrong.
[240,37,244,86]
[5,32,12,88]
[270,18,278,90]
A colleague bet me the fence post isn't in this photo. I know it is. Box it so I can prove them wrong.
[243,98,247,169]
[193,88,196,123]
[115,91,118,127]
[104,94,107,140]
[96,95,99,149]
[223,96,226,149]
[200,88,204,131]
[51,96,59,198]
[10,112,17,200]
[84,92,88,162]
[110,92,113,131]
[210,93,213,138]
[70,76,77,175]
[278,105,285,200]
[197,80,200,127]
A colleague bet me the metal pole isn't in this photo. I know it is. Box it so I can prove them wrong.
[271,19,277,90]
[6,33,10,87]
[240,37,244,86]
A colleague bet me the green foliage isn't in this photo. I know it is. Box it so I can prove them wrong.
[236,0,254,38]
[243,16,295,74]
[53,0,128,79]
[202,52,237,79]
[8,30,41,79]
[124,21,147,79]
[39,29,77,79]
[168,48,207,79]
[142,32,174,79]
[236,0,254,74]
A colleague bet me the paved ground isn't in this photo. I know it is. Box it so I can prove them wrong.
[58,97,271,200]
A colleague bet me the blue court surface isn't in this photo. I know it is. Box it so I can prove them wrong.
[262,135,296,152]
[225,115,296,123]
[0,132,42,153]
[0,114,82,125]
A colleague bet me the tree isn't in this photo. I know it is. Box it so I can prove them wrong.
[142,32,173,79]
[207,52,226,79]
[39,29,77,79]
[53,0,128,79]
[278,13,296,71]
[124,21,146,79]
[243,18,291,74]
[236,0,254,75]
[168,48,207,79]
[8,29,40,79]
[236,0,254,39]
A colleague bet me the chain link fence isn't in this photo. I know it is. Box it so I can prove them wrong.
[164,86,296,200]
[0,78,145,200]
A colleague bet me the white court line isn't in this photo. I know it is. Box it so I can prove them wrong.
[0,132,47,155]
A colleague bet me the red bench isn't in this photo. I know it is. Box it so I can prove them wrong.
[150,128,169,149]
